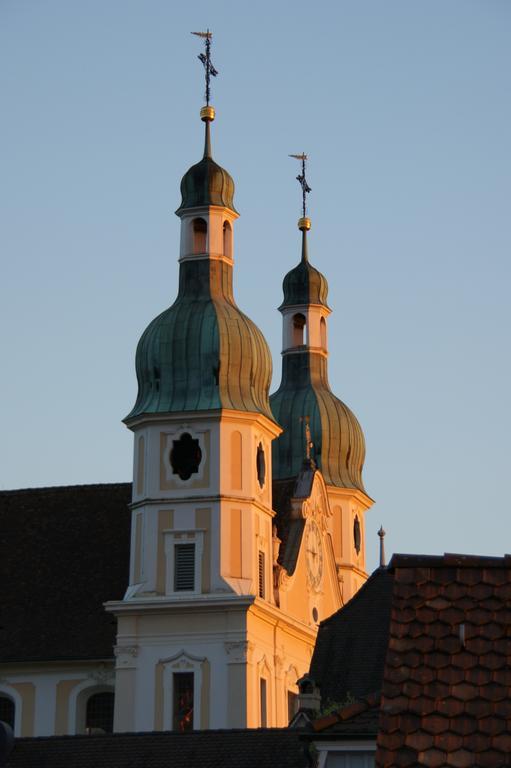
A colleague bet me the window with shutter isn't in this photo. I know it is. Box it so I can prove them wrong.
[174,543,195,591]
[258,551,265,598]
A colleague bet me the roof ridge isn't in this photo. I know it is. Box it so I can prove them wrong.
[312,691,381,733]
[0,481,132,496]
[389,552,511,569]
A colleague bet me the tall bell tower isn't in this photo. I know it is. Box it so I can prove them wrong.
[271,156,373,602]
[106,33,324,732]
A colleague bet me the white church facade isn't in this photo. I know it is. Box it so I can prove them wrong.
[0,89,372,736]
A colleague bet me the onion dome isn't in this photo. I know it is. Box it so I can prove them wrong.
[176,107,237,215]
[270,221,366,492]
[280,219,329,310]
[270,355,366,491]
[126,109,273,424]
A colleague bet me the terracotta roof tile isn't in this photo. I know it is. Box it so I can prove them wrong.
[492,732,511,752]
[417,747,446,767]
[479,750,509,768]
[435,697,465,718]
[404,731,433,751]
[450,715,478,736]
[433,732,463,752]
[450,682,479,701]
[445,748,474,767]
[422,714,450,735]
[376,553,511,768]
[479,716,507,736]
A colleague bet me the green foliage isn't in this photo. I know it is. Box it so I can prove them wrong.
[319,692,355,716]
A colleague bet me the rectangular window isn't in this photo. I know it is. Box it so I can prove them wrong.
[287,691,298,723]
[260,678,267,727]
[258,551,265,598]
[172,672,194,732]
[174,543,195,591]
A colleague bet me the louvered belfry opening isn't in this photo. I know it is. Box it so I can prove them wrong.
[258,551,265,598]
[174,543,195,591]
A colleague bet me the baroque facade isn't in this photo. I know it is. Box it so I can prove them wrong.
[0,95,372,736]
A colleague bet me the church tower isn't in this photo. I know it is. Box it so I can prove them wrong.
[270,165,373,602]
[106,36,336,732]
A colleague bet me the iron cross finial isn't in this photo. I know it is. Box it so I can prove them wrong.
[289,153,311,218]
[191,30,218,106]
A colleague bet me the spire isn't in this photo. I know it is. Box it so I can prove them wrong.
[290,153,312,263]
[201,107,213,159]
[176,31,237,216]
[378,526,386,568]
[192,30,218,159]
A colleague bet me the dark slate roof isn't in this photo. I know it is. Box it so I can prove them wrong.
[6,729,311,768]
[376,553,511,768]
[311,692,380,738]
[309,567,394,706]
[0,483,131,663]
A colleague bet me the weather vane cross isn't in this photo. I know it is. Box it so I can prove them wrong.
[289,153,311,218]
[191,30,218,106]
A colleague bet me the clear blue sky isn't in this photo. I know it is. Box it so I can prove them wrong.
[1,1,510,573]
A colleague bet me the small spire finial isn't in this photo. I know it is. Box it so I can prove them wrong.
[289,153,312,226]
[192,30,218,107]
[300,416,316,468]
[378,525,386,568]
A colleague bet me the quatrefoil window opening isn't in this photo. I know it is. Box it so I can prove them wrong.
[170,433,202,481]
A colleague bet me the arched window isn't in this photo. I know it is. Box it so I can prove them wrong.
[320,317,327,349]
[223,220,232,259]
[85,691,114,734]
[0,696,15,729]
[192,218,207,254]
[292,313,306,346]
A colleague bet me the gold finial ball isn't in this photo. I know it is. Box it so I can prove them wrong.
[298,217,311,231]
[200,105,215,122]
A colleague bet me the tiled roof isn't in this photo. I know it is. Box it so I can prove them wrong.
[312,692,381,737]
[376,553,511,768]
[309,567,394,705]
[0,483,131,663]
[6,729,310,768]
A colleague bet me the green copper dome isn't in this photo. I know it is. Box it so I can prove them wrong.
[126,113,272,422]
[270,353,366,491]
[176,120,237,215]
[271,229,366,491]
[127,259,274,421]
[280,230,329,309]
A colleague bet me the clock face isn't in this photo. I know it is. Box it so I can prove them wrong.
[306,520,323,590]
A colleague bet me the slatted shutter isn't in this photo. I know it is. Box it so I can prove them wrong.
[174,543,195,591]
